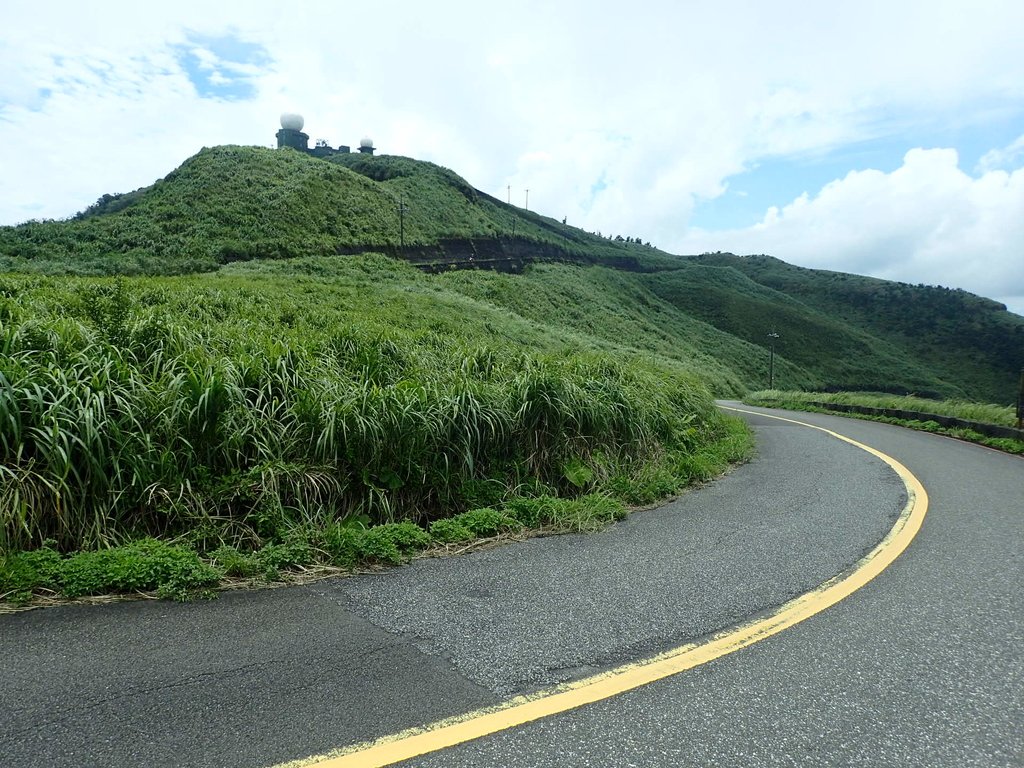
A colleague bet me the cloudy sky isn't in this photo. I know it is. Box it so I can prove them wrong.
[2,0,1022,314]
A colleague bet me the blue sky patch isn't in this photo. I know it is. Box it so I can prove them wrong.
[172,31,270,101]
[691,109,1024,230]
[26,87,53,112]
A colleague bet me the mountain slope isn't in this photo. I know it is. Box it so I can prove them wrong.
[1,146,1021,403]
[638,261,967,397]
[687,253,1024,403]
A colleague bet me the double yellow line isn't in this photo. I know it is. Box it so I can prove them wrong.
[276,407,928,768]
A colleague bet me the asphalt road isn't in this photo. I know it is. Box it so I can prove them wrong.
[1,405,1020,767]
[407,405,1024,768]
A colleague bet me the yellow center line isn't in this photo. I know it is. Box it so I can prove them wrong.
[274,406,929,768]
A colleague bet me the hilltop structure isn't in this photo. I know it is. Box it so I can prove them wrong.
[275,113,374,157]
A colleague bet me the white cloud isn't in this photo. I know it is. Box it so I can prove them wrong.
[978,134,1024,173]
[677,148,1024,314]
[2,0,1024,313]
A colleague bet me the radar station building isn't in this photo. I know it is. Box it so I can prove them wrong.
[276,113,309,151]
[275,113,373,157]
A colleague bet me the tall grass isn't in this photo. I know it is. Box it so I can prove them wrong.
[0,262,731,553]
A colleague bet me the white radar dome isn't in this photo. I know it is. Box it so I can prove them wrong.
[360,136,374,148]
[280,113,305,131]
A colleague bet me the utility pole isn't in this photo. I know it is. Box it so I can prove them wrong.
[767,331,780,389]
[507,185,511,204]
[397,197,409,249]
[1017,368,1023,429]
[525,189,529,211]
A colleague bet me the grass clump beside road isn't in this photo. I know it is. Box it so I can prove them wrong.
[1,424,751,607]
[746,390,1023,455]
[0,446,746,608]
[1,539,221,605]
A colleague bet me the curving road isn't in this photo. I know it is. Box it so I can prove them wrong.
[1,405,1021,767]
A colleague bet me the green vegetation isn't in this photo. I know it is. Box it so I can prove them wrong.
[747,390,1017,426]
[0,255,753,606]
[690,253,1024,404]
[2,147,1020,403]
[746,390,1023,454]
[0,146,659,275]
[3,487,745,607]
[1,538,221,604]
[2,145,1022,606]
[0,258,741,554]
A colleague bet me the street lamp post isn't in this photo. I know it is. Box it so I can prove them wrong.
[767,331,780,390]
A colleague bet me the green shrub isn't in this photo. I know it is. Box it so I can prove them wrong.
[324,521,431,567]
[208,545,261,578]
[370,522,431,556]
[0,543,62,604]
[504,496,559,528]
[351,527,403,565]
[323,525,361,569]
[451,507,521,537]
[207,539,314,581]
[429,518,475,543]
[255,540,314,571]
[59,539,220,599]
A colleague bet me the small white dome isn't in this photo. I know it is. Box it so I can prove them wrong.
[360,136,374,148]
[280,113,304,131]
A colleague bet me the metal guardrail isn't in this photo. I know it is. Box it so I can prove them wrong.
[805,401,1024,441]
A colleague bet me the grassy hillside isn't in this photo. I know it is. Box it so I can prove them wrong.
[689,253,1024,403]
[636,261,968,397]
[0,256,749,554]
[4,141,1024,598]
[0,145,1020,406]
[433,264,811,392]
[0,146,663,275]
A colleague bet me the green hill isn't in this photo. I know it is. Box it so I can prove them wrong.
[0,145,1021,407]
[0,146,666,275]
[687,253,1024,403]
